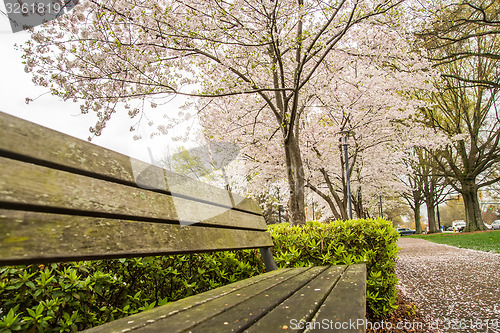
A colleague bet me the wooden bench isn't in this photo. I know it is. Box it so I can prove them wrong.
[0,111,366,332]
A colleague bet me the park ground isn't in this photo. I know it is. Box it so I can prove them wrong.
[368,231,500,333]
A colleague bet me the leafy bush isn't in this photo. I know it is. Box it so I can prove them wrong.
[0,251,265,332]
[0,218,398,331]
[267,218,400,317]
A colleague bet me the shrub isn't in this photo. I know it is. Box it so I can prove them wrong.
[267,218,400,317]
[0,218,398,331]
[0,251,265,332]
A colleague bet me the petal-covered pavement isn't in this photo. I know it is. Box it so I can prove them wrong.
[396,237,500,333]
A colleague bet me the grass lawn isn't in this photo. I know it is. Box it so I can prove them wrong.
[409,230,500,253]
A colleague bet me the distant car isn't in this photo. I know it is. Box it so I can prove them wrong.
[398,228,415,236]
[484,223,492,230]
[452,220,466,232]
[492,220,500,230]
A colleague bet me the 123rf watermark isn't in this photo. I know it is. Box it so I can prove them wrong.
[288,318,499,331]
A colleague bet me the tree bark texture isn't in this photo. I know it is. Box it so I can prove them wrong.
[460,178,485,231]
[413,203,423,234]
[284,133,306,225]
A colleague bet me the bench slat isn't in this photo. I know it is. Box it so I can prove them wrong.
[188,266,328,333]
[245,265,346,332]
[0,157,267,230]
[0,112,260,214]
[85,265,367,333]
[0,210,274,265]
[126,268,312,333]
[85,268,305,332]
[305,264,366,332]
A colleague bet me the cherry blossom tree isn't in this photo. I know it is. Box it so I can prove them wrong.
[22,0,408,225]
[401,151,427,234]
[200,21,438,221]
[291,24,439,221]
[414,150,450,233]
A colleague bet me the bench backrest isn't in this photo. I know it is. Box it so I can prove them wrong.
[0,112,275,269]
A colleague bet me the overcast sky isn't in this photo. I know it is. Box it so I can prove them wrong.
[0,5,201,164]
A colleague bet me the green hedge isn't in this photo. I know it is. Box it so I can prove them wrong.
[268,218,400,317]
[0,218,398,332]
[0,252,265,332]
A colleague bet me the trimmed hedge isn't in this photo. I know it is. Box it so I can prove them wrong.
[0,218,398,331]
[268,218,400,317]
[0,252,265,332]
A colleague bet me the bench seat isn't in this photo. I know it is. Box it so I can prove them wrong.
[87,265,366,333]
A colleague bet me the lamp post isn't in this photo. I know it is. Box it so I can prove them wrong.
[340,131,353,220]
[379,195,383,218]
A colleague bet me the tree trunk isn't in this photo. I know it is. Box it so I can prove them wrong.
[413,203,423,234]
[461,178,484,231]
[353,188,365,219]
[331,191,348,220]
[306,183,342,220]
[318,168,348,220]
[425,198,439,233]
[284,134,306,225]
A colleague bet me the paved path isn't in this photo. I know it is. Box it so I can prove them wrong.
[396,238,500,333]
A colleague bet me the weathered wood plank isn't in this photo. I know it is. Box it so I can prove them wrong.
[305,264,366,333]
[187,266,328,333]
[0,112,260,214]
[245,265,346,333]
[85,268,304,333]
[0,157,267,230]
[0,210,274,265]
